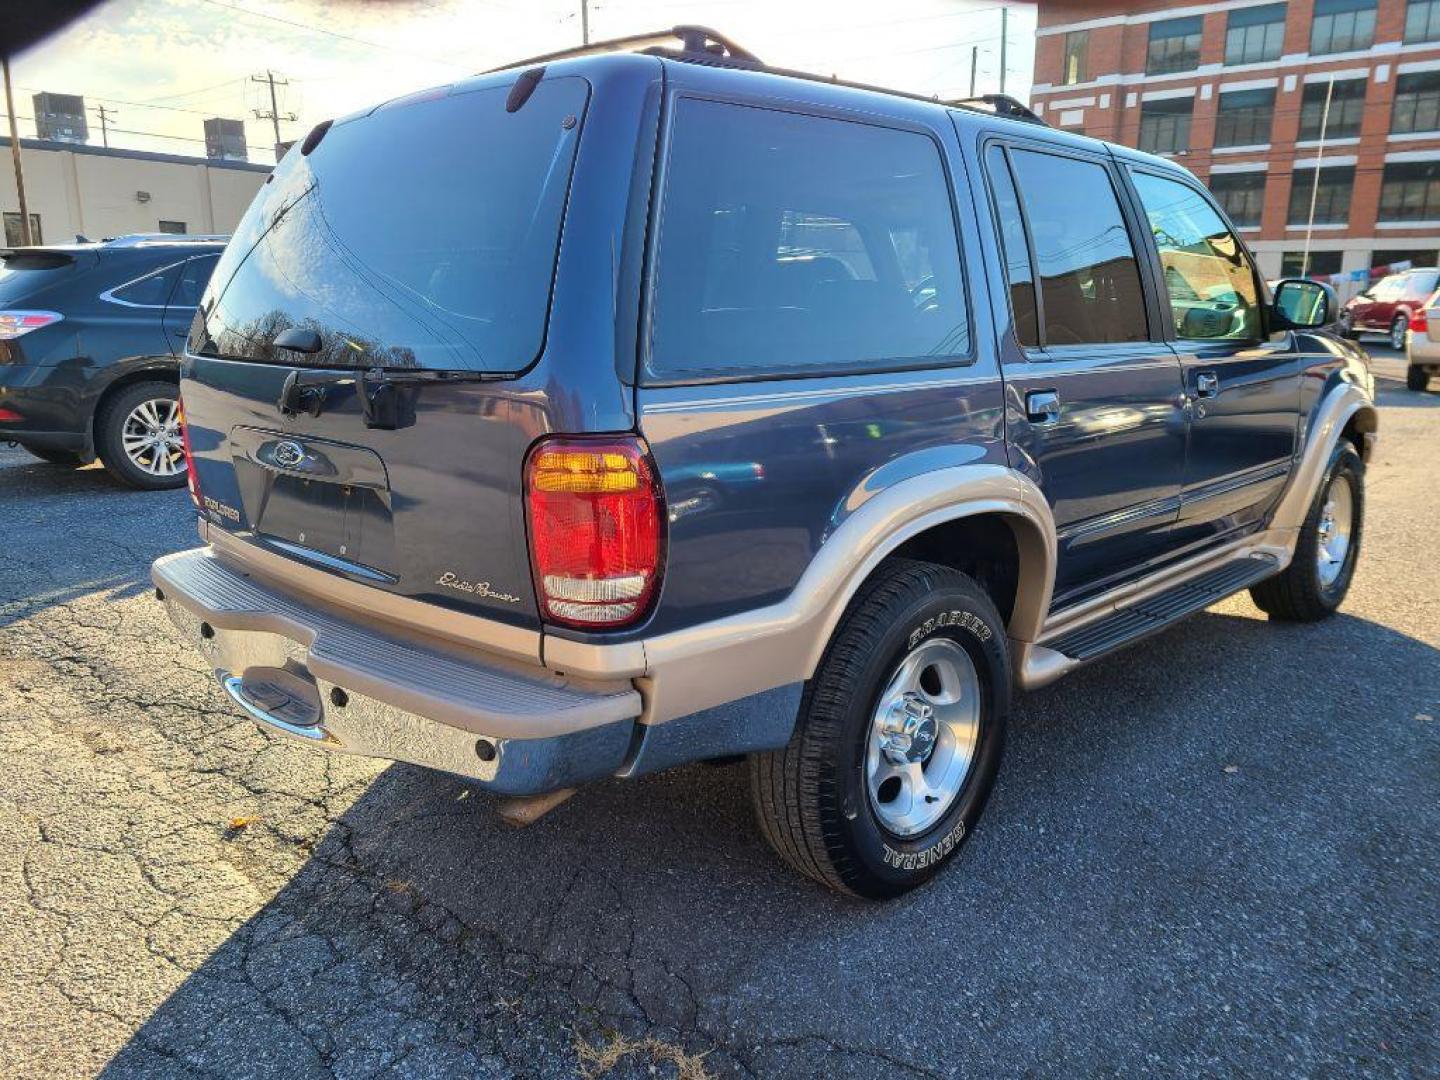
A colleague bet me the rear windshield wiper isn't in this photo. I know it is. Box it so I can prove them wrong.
[359,367,508,429]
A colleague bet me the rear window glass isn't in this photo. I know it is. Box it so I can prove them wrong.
[196,76,588,372]
[0,253,75,304]
[648,99,969,381]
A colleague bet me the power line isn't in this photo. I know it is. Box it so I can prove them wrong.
[197,0,469,69]
[135,76,249,105]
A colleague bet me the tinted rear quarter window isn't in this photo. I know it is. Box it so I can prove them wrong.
[172,255,220,308]
[1006,148,1148,345]
[110,263,181,307]
[648,98,969,381]
[198,77,588,372]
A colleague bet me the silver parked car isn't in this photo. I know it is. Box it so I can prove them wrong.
[1405,289,1440,391]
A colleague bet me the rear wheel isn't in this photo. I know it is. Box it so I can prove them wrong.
[95,381,187,491]
[1250,443,1363,621]
[23,446,80,466]
[1408,365,1431,391]
[749,559,1009,899]
[1391,314,1409,351]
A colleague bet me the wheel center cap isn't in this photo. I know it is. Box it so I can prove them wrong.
[879,692,938,764]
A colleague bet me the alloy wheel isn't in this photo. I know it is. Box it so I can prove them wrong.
[865,637,981,837]
[120,397,185,478]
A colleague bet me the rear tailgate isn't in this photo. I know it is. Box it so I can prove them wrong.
[183,72,595,634]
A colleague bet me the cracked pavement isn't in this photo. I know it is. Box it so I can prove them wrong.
[0,347,1436,1079]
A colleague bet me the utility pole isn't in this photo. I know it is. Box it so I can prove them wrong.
[580,0,590,46]
[251,70,297,162]
[93,103,116,148]
[970,45,978,96]
[2,56,31,246]
[1301,75,1335,279]
[999,6,1009,95]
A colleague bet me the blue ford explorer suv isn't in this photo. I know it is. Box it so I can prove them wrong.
[152,28,1377,898]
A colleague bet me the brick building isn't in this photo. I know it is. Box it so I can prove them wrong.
[1029,0,1440,287]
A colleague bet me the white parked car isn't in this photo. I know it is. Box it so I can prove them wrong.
[1406,290,1440,391]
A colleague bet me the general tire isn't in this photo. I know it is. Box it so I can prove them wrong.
[749,558,1010,900]
[1407,365,1430,392]
[1391,315,1409,352]
[95,381,187,491]
[1250,443,1364,621]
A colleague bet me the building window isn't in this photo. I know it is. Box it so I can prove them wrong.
[1311,0,1376,55]
[1392,71,1440,134]
[1138,97,1194,154]
[1225,3,1287,66]
[1214,88,1276,147]
[1299,78,1367,140]
[1372,248,1438,270]
[1287,165,1355,225]
[1405,0,1440,43]
[1208,172,1267,227]
[158,220,187,234]
[1062,31,1088,85]
[1280,250,1343,277]
[2,212,41,246]
[1147,16,1204,75]
[1379,161,1440,221]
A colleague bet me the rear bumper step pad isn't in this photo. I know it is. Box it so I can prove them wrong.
[152,547,641,793]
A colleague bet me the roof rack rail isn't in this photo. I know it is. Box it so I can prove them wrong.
[943,94,1047,126]
[485,26,1050,128]
[486,24,762,73]
[104,233,229,246]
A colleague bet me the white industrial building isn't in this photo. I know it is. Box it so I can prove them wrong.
[0,136,270,246]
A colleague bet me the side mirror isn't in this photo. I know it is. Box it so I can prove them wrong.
[1272,278,1335,331]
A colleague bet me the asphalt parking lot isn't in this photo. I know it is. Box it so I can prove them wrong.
[1,345,1436,1080]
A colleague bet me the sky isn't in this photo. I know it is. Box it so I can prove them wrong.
[10,0,1036,164]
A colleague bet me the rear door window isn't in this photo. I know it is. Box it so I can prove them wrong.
[170,254,220,309]
[197,76,588,372]
[1005,148,1148,345]
[647,99,969,381]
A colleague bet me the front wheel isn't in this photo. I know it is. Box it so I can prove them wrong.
[95,381,187,491]
[1250,443,1364,621]
[749,559,1010,899]
[1391,315,1409,352]
[1408,365,1431,392]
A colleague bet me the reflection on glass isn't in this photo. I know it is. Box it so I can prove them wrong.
[1008,150,1148,345]
[1132,172,1260,341]
[195,78,588,373]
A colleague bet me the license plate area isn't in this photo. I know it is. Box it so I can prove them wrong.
[229,427,398,577]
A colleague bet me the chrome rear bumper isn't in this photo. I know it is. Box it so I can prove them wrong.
[152,547,641,793]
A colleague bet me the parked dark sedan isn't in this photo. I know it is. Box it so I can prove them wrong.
[0,234,225,489]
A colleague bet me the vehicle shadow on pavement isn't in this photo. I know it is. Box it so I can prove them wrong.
[95,602,1440,1078]
[0,451,186,627]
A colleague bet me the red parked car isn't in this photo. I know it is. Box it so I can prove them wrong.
[1340,267,1440,349]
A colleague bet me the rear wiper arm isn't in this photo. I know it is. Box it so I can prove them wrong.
[358,367,506,429]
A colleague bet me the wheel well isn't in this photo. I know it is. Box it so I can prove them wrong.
[888,514,1023,626]
[1342,406,1378,462]
[90,368,178,443]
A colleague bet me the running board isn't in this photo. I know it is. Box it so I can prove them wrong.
[1045,555,1280,662]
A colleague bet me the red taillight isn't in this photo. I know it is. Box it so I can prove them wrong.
[0,310,63,339]
[525,437,664,628]
[1411,309,1429,333]
[0,406,21,421]
[178,398,202,510]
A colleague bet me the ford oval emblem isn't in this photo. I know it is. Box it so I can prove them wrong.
[272,440,306,469]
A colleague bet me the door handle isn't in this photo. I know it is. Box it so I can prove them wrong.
[1025,389,1061,424]
[1195,372,1219,398]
